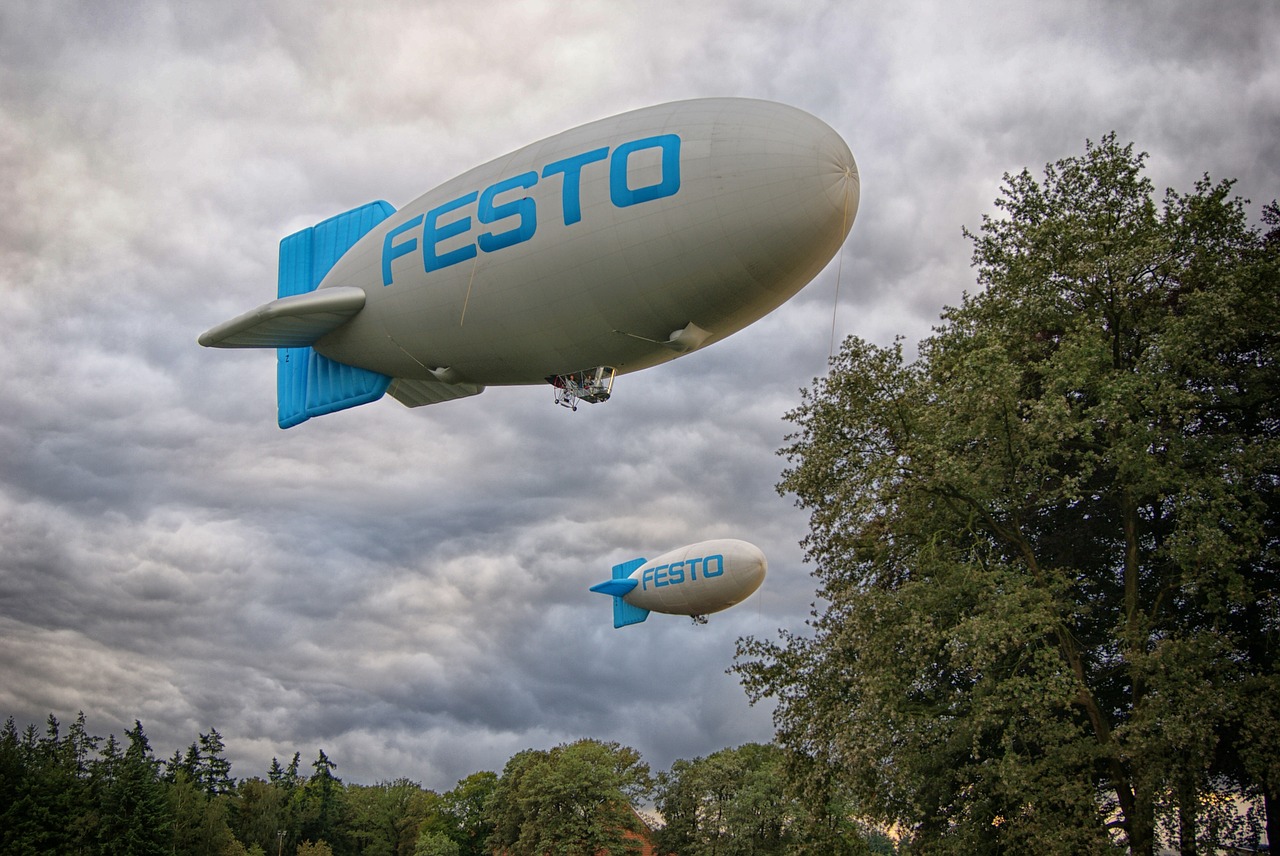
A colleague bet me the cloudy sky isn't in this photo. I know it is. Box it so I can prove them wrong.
[2,0,1277,790]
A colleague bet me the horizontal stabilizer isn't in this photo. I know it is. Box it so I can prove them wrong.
[590,578,639,598]
[198,287,367,349]
[388,378,486,408]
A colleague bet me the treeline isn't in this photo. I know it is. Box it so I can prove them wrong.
[0,712,894,856]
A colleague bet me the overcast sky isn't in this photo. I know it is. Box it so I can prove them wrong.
[2,0,1277,790]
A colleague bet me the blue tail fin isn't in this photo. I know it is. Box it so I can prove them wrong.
[277,201,396,429]
[590,558,650,629]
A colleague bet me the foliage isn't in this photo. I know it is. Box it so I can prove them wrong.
[735,135,1278,855]
[168,768,241,855]
[233,777,289,855]
[436,771,498,856]
[412,828,460,856]
[0,710,915,855]
[485,738,652,856]
[656,741,864,856]
[345,778,438,856]
[295,841,333,856]
[168,728,237,797]
[97,722,173,855]
[0,713,99,854]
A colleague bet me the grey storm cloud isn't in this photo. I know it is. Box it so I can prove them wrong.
[1,0,1277,788]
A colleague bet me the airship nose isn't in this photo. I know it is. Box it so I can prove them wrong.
[798,109,860,246]
[680,100,858,317]
[821,132,860,233]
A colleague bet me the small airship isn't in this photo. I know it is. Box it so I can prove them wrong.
[200,98,858,427]
[590,539,766,628]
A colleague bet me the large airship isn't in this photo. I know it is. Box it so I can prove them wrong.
[200,98,859,427]
[590,539,767,628]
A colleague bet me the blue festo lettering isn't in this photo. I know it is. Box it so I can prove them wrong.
[542,147,608,226]
[477,171,537,252]
[610,134,681,207]
[383,135,682,285]
[423,192,479,273]
[653,564,669,588]
[382,215,424,286]
[639,554,724,590]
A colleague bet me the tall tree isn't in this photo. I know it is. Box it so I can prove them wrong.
[1213,199,1280,852]
[168,767,242,856]
[166,728,235,797]
[486,739,652,856]
[233,777,290,856]
[0,718,24,853]
[439,771,498,856]
[655,743,817,856]
[412,829,460,856]
[265,748,306,852]
[735,136,1278,855]
[291,750,348,855]
[97,722,173,856]
[199,728,236,797]
[0,713,98,854]
[344,778,432,856]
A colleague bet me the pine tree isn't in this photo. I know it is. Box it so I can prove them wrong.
[97,722,172,856]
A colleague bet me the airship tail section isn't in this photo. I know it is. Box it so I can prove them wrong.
[591,558,651,628]
[276,201,396,429]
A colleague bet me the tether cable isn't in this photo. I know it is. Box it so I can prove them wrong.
[829,167,855,365]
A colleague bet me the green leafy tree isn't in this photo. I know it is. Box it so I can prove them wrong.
[1214,199,1280,853]
[656,743,811,856]
[295,841,334,856]
[414,771,497,856]
[486,739,652,856]
[412,829,460,856]
[169,767,242,855]
[169,768,210,853]
[735,136,1278,855]
[234,776,291,855]
[440,767,499,854]
[345,778,433,856]
[253,752,306,853]
[655,743,872,855]
[777,753,874,856]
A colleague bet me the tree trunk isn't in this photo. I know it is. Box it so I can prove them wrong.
[1128,780,1156,856]
[1178,770,1197,856]
[1265,783,1277,856]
